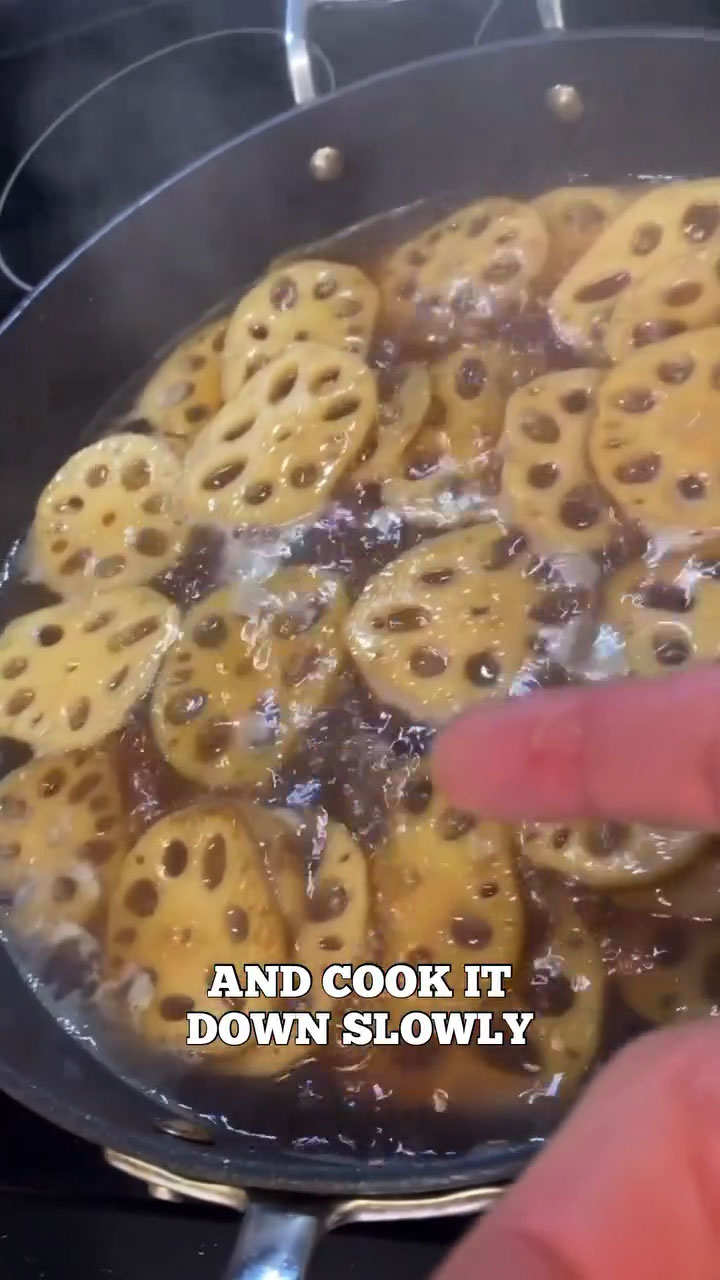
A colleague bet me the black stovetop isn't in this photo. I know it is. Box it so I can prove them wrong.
[1,0,719,1275]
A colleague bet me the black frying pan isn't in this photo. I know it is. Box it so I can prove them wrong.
[0,6,717,1275]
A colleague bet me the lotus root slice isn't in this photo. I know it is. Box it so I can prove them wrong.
[222,260,379,401]
[0,588,179,753]
[184,343,377,528]
[32,434,185,597]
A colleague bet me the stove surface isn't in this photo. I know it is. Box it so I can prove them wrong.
[0,0,719,1275]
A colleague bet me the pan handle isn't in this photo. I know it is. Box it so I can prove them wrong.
[223,1196,327,1280]
[285,0,567,106]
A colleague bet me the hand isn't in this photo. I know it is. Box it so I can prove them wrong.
[431,667,720,1280]
[434,1021,720,1280]
[433,664,720,829]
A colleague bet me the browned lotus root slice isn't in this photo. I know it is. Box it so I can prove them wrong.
[532,186,634,292]
[152,568,347,788]
[105,803,287,1053]
[134,318,227,453]
[619,918,720,1023]
[222,260,379,401]
[236,804,308,936]
[184,343,376,528]
[382,346,508,526]
[222,820,369,1078]
[601,551,720,677]
[344,523,590,723]
[520,895,604,1091]
[613,841,720,920]
[0,748,128,938]
[32,434,184,597]
[590,328,720,538]
[551,180,720,352]
[373,769,522,1000]
[501,368,616,553]
[382,198,548,336]
[522,819,699,889]
[605,248,720,363]
[351,363,430,487]
[0,589,178,753]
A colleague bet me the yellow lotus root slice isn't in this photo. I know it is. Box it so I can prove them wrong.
[501,368,617,553]
[351,363,431,487]
[532,185,634,292]
[32,434,185,597]
[134,317,227,453]
[344,522,590,723]
[152,567,348,788]
[600,550,720,679]
[0,589,179,753]
[382,346,508,526]
[0,748,128,938]
[222,260,379,401]
[551,179,720,352]
[613,839,720,920]
[184,343,377,528]
[373,769,522,1001]
[605,248,720,363]
[520,895,605,1092]
[589,327,720,538]
[230,820,370,1078]
[522,819,700,890]
[619,918,720,1023]
[382,198,548,332]
[105,803,287,1053]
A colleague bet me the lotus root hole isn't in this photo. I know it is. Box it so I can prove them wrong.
[630,223,662,255]
[223,420,255,443]
[249,323,268,340]
[268,368,299,405]
[193,616,227,648]
[60,549,91,575]
[450,916,493,949]
[124,878,159,917]
[159,995,195,1021]
[677,474,708,500]
[658,356,694,384]
[95,555,126,579]
[162,840,188,878]
[86,465,108,488]
[37,624,64,647]
[203,461,246,490]
[454,358,487,400]
[560,388,590,414]
[664,280,704,306]
[613,454,661,484]
[464,649,504,690]
[227,906,250,941]
[6,689,35,716]
[202,835,227,889]
[653,630,692,666]
[83,611,114,634]
[408,647,448,677]
[528,970,575,1016]
[683,203,720,243]
[121,460,151,491]
[575,271,630,303]
[134,528,169,557]
[310,366,341,394]
[290,463,319,489]
[527,462,559,489]
[323,395,360,422]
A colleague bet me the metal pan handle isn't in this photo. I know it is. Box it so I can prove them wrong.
[284,0,566,106]
[223,1198,326,1280]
